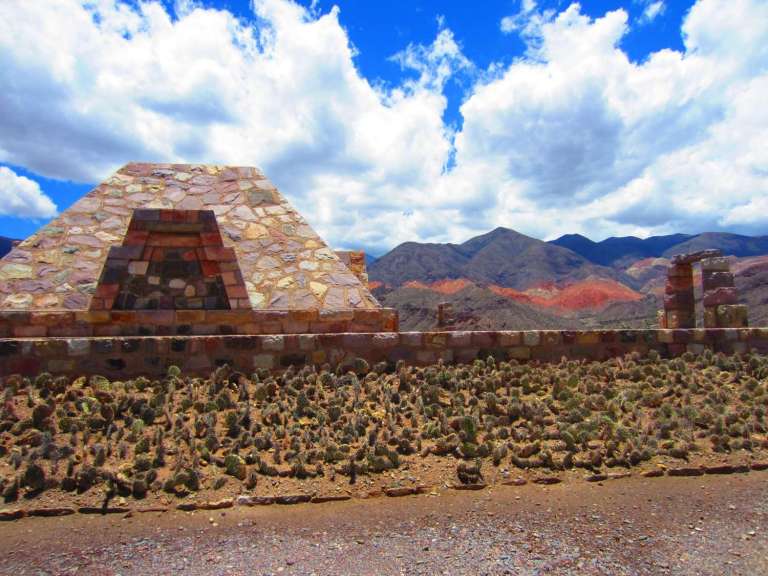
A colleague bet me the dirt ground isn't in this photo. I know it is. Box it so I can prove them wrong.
[1,472,767,576]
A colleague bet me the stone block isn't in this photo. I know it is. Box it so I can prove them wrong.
[203,246,236,261]
[262,335,285,351]
[671,249,721,265]
[663,292,695,309]
[342,333,372,348]
[30,312,73,326]
[310,350,327,364]
[666,262,693,277]
[175,310,206,324]
[318,310,355,322]
[47,359,76,372]
[298,334,316,351]
[471,332,495,348]
[76,311,110,324]
[400,332,423,347]
[425,333,448,349]
[138,310,175,325]
[415,350,438,364]
[498,331,521,346]
[93,325,122,337]
[289,309,319,323]
[703,307,718,329]
[702,287,738,307]
[717,305,748,328]
[372,333,398,348]
[540,331,562,346]
[225,285,249,299]
[665,309,695,329]
[699,256,730,272]
[108,245,144,260]
[67,339,90,356]
[448,331,472,347]
[128,261,149,275]
[665,276,694,292]
[282,320,309,333]
[124,231,149,245]
[507,346,531,360]
[701,271,735,291]
[13,325,47,337]
[522,331,540,346]
[574,331,600,345]
[200,260,220,277]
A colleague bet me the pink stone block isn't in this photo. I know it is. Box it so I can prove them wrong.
[498,331,521,346]
[372,333,398,348]
[13,325,47,337]
[400,332,423,348]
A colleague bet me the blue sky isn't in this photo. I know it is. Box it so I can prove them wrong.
[0,0,766,254]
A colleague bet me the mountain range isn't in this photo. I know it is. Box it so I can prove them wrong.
[2,229,765,330]
[369,229,768,330]
[0,237,14,258]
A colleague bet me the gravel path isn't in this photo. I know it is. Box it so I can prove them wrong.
[2,473,767,575]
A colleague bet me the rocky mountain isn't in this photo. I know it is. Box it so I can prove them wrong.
[551,233,692,267]
[370,228,768,331]
[552,232,768,267]
[0,237,16,258]
[370,227,624,290]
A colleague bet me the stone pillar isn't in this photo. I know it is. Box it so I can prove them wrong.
[663,262,695,329]
[700,256,747,328]
[437,302,454,330]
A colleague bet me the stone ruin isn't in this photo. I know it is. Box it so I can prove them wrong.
[661,249,748,329]
[0,163,397,337]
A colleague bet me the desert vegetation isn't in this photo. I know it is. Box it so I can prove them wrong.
[2,350,768,505]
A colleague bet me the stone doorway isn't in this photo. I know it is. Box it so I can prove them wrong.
[661,249,747,329]
[91,209,251,311]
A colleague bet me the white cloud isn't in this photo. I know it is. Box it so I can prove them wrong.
[463,0,768,240]
[0,0,767,253]
[638,1,666,24]
[391,25,473,92]
[0,166,58,218]
[0,0,456,253]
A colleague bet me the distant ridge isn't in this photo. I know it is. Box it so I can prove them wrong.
[369,227,768,331]
[551,232,768,267]
[0,236,16,258]
[551,233,693,267]
[369,227,621,290]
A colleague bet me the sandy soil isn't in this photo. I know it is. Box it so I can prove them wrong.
[2,472,767,576]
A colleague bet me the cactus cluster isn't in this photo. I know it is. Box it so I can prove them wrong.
[1,350,768,502]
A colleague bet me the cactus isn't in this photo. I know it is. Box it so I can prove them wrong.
[224,453,246,480]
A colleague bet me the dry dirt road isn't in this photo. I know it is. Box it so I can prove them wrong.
[1,472,767,576]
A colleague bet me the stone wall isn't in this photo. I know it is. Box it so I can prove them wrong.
[0,308,398,338]
[2,328,767,378]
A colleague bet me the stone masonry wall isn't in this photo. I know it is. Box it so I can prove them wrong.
[0,308,399,338]
[1,328,767,378]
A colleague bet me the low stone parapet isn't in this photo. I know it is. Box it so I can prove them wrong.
[1,328,766,377]
[0,307,398,338]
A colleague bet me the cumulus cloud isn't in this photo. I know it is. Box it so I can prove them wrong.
[466,0,768,240]
[0,0,767,252]
[0,166,58,218]
[0,0,458,252]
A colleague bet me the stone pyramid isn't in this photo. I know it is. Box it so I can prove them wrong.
[0,163,380,315]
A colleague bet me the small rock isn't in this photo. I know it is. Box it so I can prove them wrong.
[668,467,703,477]
[533,476,562,485]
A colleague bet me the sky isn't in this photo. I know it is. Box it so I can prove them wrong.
[0,0,766,256]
